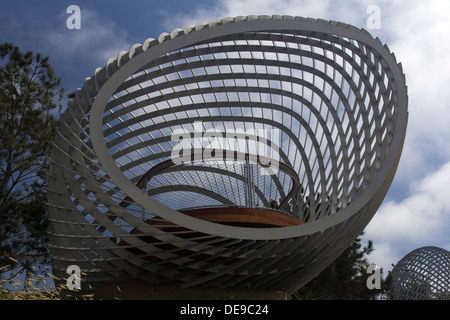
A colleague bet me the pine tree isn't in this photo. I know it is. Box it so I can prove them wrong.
[0,43,63,283]
[293,235,388,299]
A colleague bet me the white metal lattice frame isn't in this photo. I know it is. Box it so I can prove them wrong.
[390,246,450,300]
[47,15,408,291]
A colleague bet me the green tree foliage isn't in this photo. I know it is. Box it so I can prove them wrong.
[0,43,63,281]
[293,235,388,300]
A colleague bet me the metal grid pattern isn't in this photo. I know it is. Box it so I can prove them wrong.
[390,246,450,300]
[146,159,295,211]
[47,16,408,292]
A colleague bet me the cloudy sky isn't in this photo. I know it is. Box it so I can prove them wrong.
[2,0,450,274]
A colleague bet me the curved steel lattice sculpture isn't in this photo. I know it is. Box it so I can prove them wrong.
[390,246,450,300]
[47,16,408,292]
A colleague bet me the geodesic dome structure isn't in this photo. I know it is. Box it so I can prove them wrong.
[47,16,408,292]
[390,246,450,300]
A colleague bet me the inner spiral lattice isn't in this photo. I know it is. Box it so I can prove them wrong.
[47,16,408,292]
[390,246,450,300]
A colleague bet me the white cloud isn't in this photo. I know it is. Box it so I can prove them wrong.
[367,242,399,272]
[46,9,132,67]
[1,6,133,92]
[380,0,450,182]
[365,160,450,271]
[164,0,370,31]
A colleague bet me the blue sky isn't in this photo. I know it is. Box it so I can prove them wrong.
[0,0,211,91]
[2,0,450,274]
